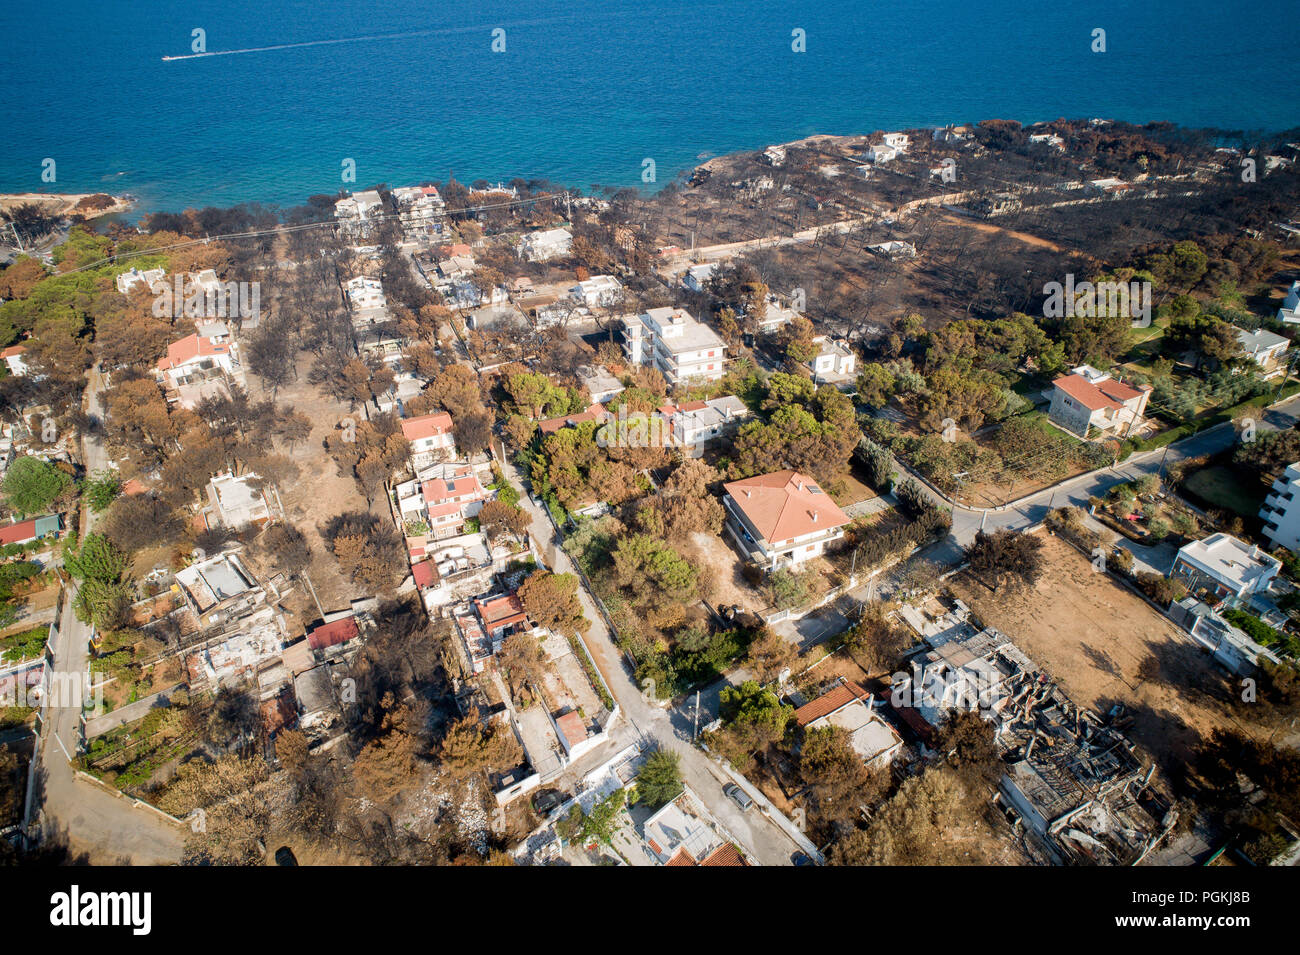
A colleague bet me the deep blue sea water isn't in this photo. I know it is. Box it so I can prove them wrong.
[2,0,1297,214]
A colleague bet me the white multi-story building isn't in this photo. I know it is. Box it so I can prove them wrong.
[620,307,727,384]
[334,189,384,236]
[1261,462,1300,554]
[1173,533,1280,601]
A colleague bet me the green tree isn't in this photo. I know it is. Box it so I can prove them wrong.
[81,471,122,513]
[636,750,683,809]
[2,456,71,515]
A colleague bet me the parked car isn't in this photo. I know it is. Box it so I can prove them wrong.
[531,788,564,815]
[723,783,754,812]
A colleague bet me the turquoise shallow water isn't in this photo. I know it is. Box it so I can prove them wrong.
[2,0,1297,213]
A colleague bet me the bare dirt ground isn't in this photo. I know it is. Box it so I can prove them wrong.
[686,530,767,612]
[244,355,374,615]
[936,213,1069,253]
[948,534,1273,780]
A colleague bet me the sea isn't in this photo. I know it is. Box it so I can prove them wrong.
[1,0,1297,215]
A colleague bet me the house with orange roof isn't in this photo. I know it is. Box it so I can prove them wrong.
[1,344,28,377]
[794,676,903,768]
[538,402,608,434]
[1048,364,1152,439]
[400,411,456,467]
[722,470,851,570]
[156,334,236,387]
[393,462,486,539]
[473,591,530,641]
[155,333,241,408]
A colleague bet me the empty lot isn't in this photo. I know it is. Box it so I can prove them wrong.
[949,534,1272,779]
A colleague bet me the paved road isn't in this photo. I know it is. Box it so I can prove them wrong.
[500,454,813,865]
[921,393,1300,560]
[31,364,184,864]
[777,395,1300,651]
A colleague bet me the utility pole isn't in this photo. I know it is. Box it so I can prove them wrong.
[1273,348,1299,405]
[692,691,700,741]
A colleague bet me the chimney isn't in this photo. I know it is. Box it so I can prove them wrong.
[811,511,819,523]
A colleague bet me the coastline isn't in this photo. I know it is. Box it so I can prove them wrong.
[0,191,135,221]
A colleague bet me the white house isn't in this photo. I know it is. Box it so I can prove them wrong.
[1236,327,1289,378]
[865,144,898,164]
[809,336,856,383]
[206,472,272,529]
[1260,462,1300,554]
[1028,132,1066,150]
[115,267,167,296]
[752,299,797,335]
[400,412,456,468]
[866,240,917,260]
[657,395,751,452]
[932,125,969,143]
[1172,533,1280,601]
[517,228,572,262]
[1277,281,1300,324]
[570,275,623,307]
[682,263,718,293]
[577,365,625,404]
[621,307,727,384]
[1048,365,1152,439]
[722,470,851,570]
[881,132,910,151]
[344,276,389,327]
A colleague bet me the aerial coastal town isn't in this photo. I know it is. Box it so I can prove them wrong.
[2,117,1300,873]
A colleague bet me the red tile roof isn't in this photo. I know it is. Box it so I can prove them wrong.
[411,560,437,589]
[157,334,229,372]
[474,593,528,631]
[538,403,607,434]
[0,518,37,546]
[422,474,485,504]
[724,470,851,544]
[700,844,748,866]
[307,615,359,650]
[1052,373,1147,412]
[556,710,588,745]
[1,344,26,359]
[664,848,698,866]
[794,678,871,726]
[400,412,453,443]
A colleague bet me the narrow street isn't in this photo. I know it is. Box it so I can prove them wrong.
[30,364,184,864]
[498,452,815,865]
